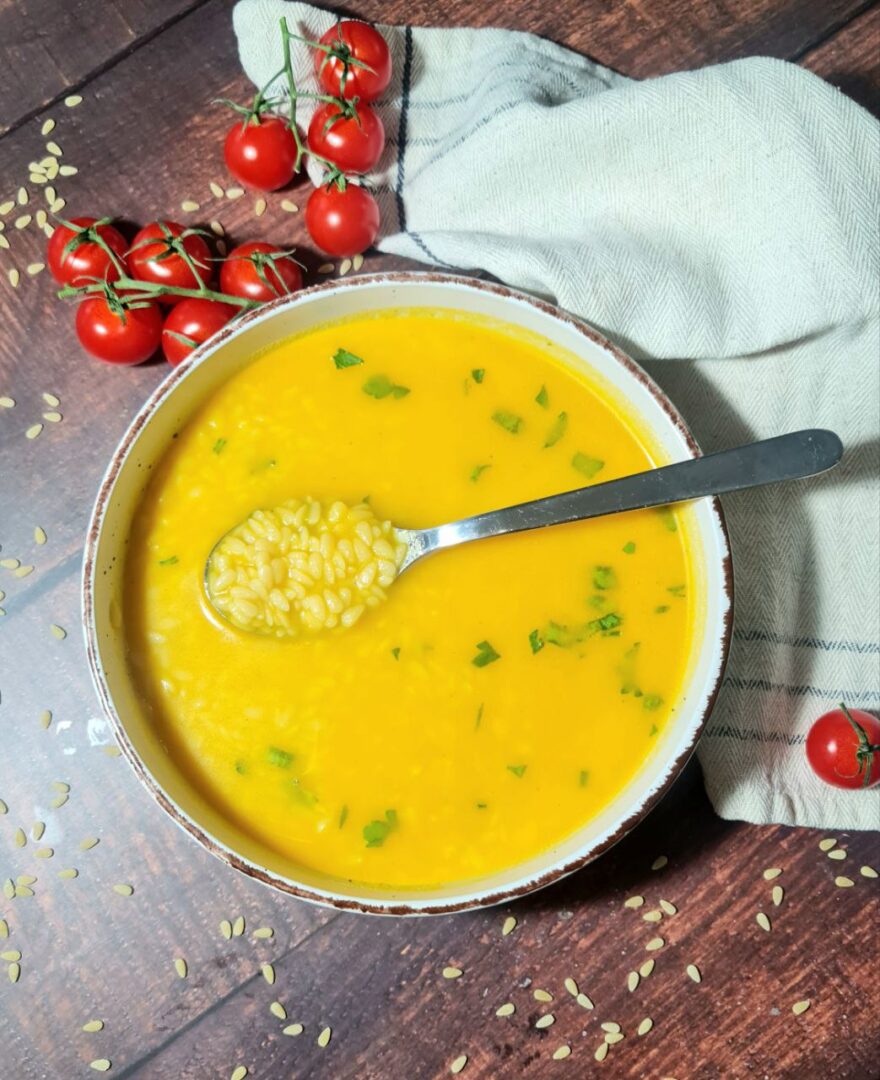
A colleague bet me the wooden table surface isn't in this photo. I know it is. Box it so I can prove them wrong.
[1,2,878,1077]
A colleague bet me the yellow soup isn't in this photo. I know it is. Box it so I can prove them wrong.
[125,310,693,889]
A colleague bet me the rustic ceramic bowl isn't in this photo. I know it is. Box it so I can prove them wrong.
[84,273,732,915]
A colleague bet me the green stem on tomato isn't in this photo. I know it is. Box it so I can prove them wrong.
[57,274,259,310]
[278,17,340,178]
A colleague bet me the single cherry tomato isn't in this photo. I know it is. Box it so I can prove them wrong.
[219,242,303,303]
[307,101,385,174]
[161,298,237,366]
[75,296,162,365]
[47,217,128,286]
[128,221,213,300]
[305,183,379,258]
[224,115,298,191]
[315,21,391,103]
[806,704,880,789]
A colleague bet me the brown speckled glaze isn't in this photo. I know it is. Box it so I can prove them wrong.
[83,272,733,916]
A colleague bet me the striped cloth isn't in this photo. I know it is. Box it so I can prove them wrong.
[234,1,880,830]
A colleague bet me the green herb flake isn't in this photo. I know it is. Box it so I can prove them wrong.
[339,805,348,828]
[535,385,549,408]
[667,584,686,597]
[470,463,491,483]
[158,556,179,566]
[471,368,485,384]
[507,764,527,778]
[212,437,227,455]
[590,611,623,633]
[572,452,605,479]
[234,760,248,775]
[528,629,544,654]
[363,809,398,848]
[587,594,605,610]
[623,541,636,554]
[544,411,567,448]
[266,747,294,769]
[474,703,484,730]
[476,802,488,810]
[649,724,659,737]
[391,647,400,660]
[492,410,523,434]
[472,640,501,667]
[333,348,364,369]
[363,374,410,399]
[658,507,678,532]
[578,769,589,787]
[593,565,616,591]
[289,778,318,807]
[643,695,663,711]
[655,605,670,614]
[544,621,589,648]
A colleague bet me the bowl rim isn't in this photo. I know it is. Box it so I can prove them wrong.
[82,270,733,915]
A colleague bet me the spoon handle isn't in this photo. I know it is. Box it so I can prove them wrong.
[418,429,843,555]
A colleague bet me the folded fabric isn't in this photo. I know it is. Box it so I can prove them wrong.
[234,0,880,830]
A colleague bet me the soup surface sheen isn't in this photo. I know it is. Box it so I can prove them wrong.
[125,310,693,889]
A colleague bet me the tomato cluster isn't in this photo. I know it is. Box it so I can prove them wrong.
[221,20,389,257]
[49,217,303,366]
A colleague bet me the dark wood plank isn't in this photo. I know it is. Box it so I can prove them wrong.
[801,3,880,115]
[0,0,210,133]
[0,1,877,1078]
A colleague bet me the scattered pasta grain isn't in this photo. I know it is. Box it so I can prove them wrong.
[600,1022,620,1034]
[254,198,267,217]
[627,971,639,992]
[772,885,784,906]
[112,884,133,896]
[13,827,26,847]
[43,411,62,422]
[643,910,663,923]
[270,1001,286,1019]
[83,1020,104,1032]
[174,957,187,978]
[14,564,34,577]
[646,937,664,951]
[79,837,99,850]
[281,199,298,212]
[34,847,53,859]
[26,262,45,276]
[51,781,70,793]
[261,963,275,984]
[594,1041,609,1062]
[34,526,47,544]
[58,868,78,879]
[181,200,200,212]
[14,215,32,229]
[253,926,274,939]
[639,959,655,978]
[50,624,67,639]
[0,396,15,408]
[535,1013,555,1029]
[226,187,245,199]
[7,269,19,288]
[686,964,701,983]
[792,999,811,1016]
[209,181,225,199]
[219,919,232,939]
[450,1055,467,1074]
[552,1045,571,1060]
[59,165,78,176]
[533,989,552,1002]
[624,895,644,909]
[443,966,463,979]
[317,1026,331,1048]
[828,849,846,861]
[1,558,20,569]
[41,118,56,135]
[64,95,83,107]
[860,865,878,878]
[318,262,334,274]
[0,919,7,937]
[282,1023,303,1036]
[501,915,516,936]
[50,794,68,808]
[1,950,21,961]
[756,912,771,931]
[209,220,225,236]
[16,187,27,205]
[564,977,578,996]
[338,258,352,276]
[230,1068,247,1080]
[45,140,63,156]
[659,899,677,915]
[651,855,668,870]
[835,876,855,888]
[26,424,42,439]
[576,992,594,1009]
[352,253,364,271]
[89,1060,111,1072]
[818,838,836,852]
[605,1032,625,1045]
[0,201,13,215]
[232,915,245,936]
[495,1002,515,1017]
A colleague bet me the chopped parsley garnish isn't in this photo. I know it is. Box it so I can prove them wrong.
[363,809,398,848]
[649,724,659,736]
[234,760,247,775]
[363,374,410,399]
[587,594,605,610]
[528,628,544,653]
[535,385,549,408]
[643,694,663,711]
[476,802,488,809]
[266,747,294,769]
[667,584,686,597]
[544,411,567,448]
[472,640,501,667]
[333,348,364,369]
[475,703,484,730]
[212,437,227,454]
[470,463,491,482]
[507,764,527,778]
[578,769,589,787]
[391,646,400,660]
[542,611,622,647]
[592,565,616,590]
[655,605,670,614]
[158,556,179,566]
[471,368,485,384]
[572,452,605,479]
[339,805,348,828]
[492,410,523,434]
[623,541,636,554]
[289,778,317,807]
[658,507,678,532]
[590,612,622,633]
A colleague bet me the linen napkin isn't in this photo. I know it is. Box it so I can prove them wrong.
[233,1,880,831]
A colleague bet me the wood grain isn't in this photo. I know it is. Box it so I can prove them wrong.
[801,3,880,115]
[0,1,877,1078]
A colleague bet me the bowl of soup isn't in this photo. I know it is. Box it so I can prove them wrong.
[83,273,732,914]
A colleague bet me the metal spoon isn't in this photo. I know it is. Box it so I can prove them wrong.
[393,428,843,573]
[205,429,842,633]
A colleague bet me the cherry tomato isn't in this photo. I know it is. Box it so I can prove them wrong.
[315,21,391,103]
[47,217,128,286]
[806,704,880,789]
[161,298,237,366]
[224,116,298,191]
[305,183,379,258]
[307,101,385,174]
[128,221,213,300]
[219,242,303,303]
[75,296,162,365]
